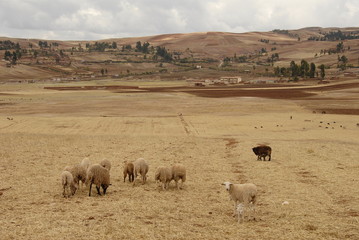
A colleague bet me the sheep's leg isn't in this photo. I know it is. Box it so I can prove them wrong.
[179,179,183,189]
[130,174,134,182]
[63,186,66,197]
[124,172,127,182]
[132,171,137,186]
[102,184,107,195]
[268,154,271,161]
[96,186,101,195]
[89,183,92,196]
[142,174,146,184]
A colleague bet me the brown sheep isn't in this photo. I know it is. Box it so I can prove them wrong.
[252,145,272,161]
[155,166,173,190]
[123,161,134,182]
[86,164,110,196]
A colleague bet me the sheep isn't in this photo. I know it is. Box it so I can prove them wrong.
[61,171,78,198]
[222,181,257,222]
[171,164,186,189]
[155,166,172,190]
[100,159,111,171]
[80,157,90,171]
[86,164,110,196]
[63,164,87,189]
[236,203,245,223]
[133,158,149,185]
[123,161,134,182]
[252,145,272,161]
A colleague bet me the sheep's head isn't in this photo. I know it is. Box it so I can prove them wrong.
[222,181,232,191]
[71,183,78,195]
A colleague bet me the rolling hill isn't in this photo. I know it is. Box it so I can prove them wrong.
[1,27,359,82]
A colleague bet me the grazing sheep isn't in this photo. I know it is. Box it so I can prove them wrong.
[222,181,257,222]
[100,159,111,171]
[61,171,78,198]
[123,161,134,182]
[86,164,110,196]
[64,164,87,189]
[133,158,149,185]
[155,166,173,190]
[252,145,272,161]
[171,164,186,189]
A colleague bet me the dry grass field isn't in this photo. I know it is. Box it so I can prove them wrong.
[0,79,359,240]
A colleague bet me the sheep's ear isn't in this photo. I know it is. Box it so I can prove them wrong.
[221,183,225,185]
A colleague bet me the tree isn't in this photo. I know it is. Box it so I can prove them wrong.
[319,64,325,79]
[340,55,348,64]
[290,61,299,79]
[11,51,17,64]
[300,60,309,77]
[101,69,105,76]
[309,63,316,78]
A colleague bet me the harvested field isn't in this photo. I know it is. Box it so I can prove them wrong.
[0,79,358,240]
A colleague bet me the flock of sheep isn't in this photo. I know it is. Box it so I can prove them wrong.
[61,144,271,224]
[61,157,187,197]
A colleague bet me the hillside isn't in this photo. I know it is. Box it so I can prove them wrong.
[1,27,359,82]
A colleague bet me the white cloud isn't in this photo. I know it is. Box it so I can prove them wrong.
[0,0,358,40]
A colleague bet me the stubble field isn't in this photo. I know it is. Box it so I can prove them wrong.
[0,80,358,240]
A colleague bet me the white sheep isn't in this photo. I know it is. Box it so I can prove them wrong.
[155,166,172,190]
[63,163,87,189]
[61,171,78,198]
[86,164,110,196]
[133,158,149,185]
[171,164,186,189]
[222,181,257,222]
[100,159,111,171]
[80,157,90,171]
[236,203,245,223]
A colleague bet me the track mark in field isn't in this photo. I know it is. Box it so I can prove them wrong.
[178,115,193,135]
[296,169,318,185]
[224,138,238,158]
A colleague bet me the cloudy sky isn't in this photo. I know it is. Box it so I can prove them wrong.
[1,0,358,40]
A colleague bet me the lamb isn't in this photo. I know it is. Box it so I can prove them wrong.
[171,163,186,189]
[61,171,78,198]
[123,161,134,182]
[100,159,111,171]
[155,166,172,190]
[252,145,272,161]
[222,181,257,223]
[86,164,110,196]
[236,203,245,223]
[133,158,149,185]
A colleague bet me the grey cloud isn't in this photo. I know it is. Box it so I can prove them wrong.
[0,0,358,40]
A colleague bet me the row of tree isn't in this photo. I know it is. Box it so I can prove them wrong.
[274,60,326,79]
[4,50,22,64]
[85,42,117,52]
[0,40,20,50]
[308,30,359,41]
